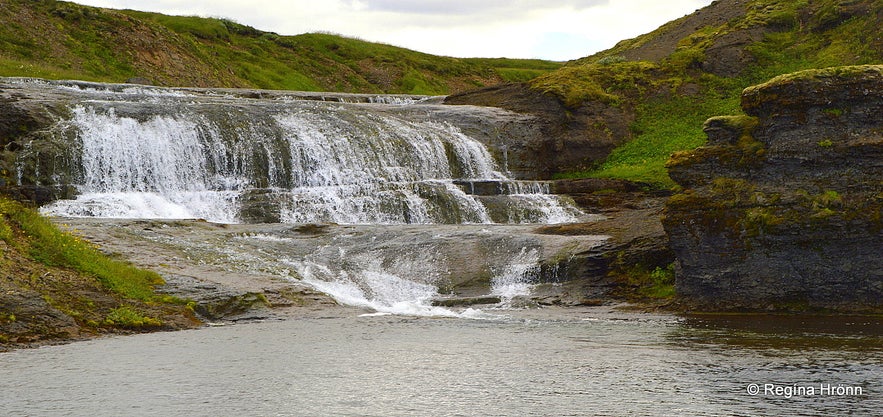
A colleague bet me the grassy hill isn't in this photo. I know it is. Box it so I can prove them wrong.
[0,0,560,94]
[1,0,879,186]
[529,0,882,187]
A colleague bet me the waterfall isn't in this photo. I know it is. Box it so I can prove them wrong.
[17,79,595,316]
[38,91,581,225]
[490,247,542,306]
[280,240,548,316]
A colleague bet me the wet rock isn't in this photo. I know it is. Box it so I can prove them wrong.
[237,188,286,223]
[431,296,501,307]
[664,65,883,312]
[444,83,634,179]
[155,273,275,321]
[535,197,675,305]
[0,287,80,344]
[124,77,153,85]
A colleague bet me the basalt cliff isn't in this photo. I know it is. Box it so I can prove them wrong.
[664,65,883,312]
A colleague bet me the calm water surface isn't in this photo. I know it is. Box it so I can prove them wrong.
[1,309,881,416]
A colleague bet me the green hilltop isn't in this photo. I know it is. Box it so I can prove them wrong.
[0,0,879,186]
[0,0,560,94]
[530,0,882,187]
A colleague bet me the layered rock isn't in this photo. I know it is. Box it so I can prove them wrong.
[664,65,883,312]
[444,83,635,179]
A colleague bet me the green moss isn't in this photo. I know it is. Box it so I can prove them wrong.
[806,190,844,218]
[104,306,163,328]
[530,60,658,108]
[710,178,757,206]
[746,65,883,93]
[823,108,844,118]
[530,66,619,108]
[742,207,786,236]
[711,115,760,133]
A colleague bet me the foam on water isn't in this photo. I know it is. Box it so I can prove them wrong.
[283,249,473,317]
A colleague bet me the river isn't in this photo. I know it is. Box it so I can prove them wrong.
[1,308,880,416]
[3,79,881,416]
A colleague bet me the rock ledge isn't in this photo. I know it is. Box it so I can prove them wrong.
[664,65,883,312]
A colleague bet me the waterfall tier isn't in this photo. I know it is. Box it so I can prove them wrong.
[21,80,582,224]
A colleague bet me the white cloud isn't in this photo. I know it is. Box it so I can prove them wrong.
[69,0,714,60]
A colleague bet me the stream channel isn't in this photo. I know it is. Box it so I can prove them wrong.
[1,79,880,416]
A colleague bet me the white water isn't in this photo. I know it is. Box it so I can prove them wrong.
[40,101,579,225]
[283,242,545,317]
[491,247,542,306]
[29,82,586,317]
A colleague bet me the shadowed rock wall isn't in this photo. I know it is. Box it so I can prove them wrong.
[664,65,883,312]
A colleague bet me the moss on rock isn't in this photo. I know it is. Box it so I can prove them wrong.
[663,65,883,312]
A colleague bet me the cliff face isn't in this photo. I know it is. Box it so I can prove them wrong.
[445,83,635,179]
[664,65,883,312]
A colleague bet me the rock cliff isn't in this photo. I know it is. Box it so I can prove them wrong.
[444,83,635,179]
[664,65,883,312]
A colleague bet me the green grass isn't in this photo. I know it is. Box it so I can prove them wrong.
[104,306,163,328]
[559,92,742,188]
[0,197,172,303]
[0,1,561,93]
[542,0,881,187]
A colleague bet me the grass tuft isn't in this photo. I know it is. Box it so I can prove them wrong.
[104,306,163,328]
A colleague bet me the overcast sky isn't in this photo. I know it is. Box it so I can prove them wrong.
[70,0,715,61]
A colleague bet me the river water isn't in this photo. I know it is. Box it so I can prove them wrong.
[5,80,881,416]
[1,308,880,416]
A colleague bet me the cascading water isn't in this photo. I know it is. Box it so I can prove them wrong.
[17,79,593,316]
[39,93,580,225]
[490,247,543,307]
[276,233,552,317]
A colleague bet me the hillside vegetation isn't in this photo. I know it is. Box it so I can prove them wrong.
[0,0,560,94]
[531,0,882,187]
[0,197,198,348]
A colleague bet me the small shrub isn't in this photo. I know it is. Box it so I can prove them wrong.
[616,262,676,300]
[104,306,162,328]
[597,55,626,65]
[644,264,676,299]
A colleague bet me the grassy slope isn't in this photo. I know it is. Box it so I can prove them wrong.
[0,0,560,94]
[0,197,197,346]
[533,0,882,188]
